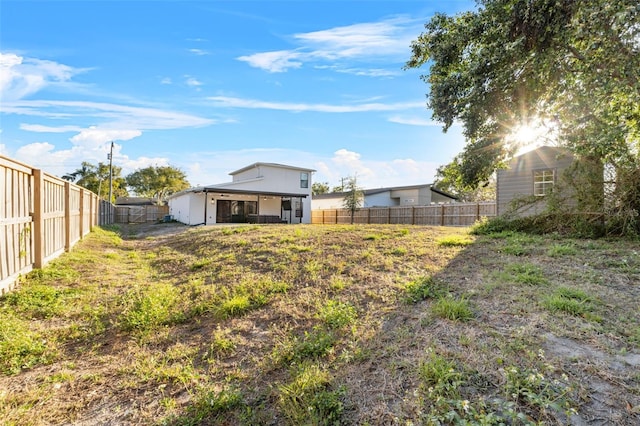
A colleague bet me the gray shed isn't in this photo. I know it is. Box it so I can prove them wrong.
[496,146,574,216]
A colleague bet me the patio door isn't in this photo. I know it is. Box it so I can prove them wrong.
[216,200,232,223]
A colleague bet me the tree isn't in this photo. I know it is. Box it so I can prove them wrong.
[64,161,128,202]
[434,156,496,202]
[125,165,190,203]
[407,0,640,232]
[342,176,363,224]
[312,182,330,196]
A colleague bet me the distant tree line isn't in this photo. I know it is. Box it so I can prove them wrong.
[62,162,190,204]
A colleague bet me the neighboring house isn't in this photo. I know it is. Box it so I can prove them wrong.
[168,163,315,225]
[311,184,457,210]
[496,146,575,216]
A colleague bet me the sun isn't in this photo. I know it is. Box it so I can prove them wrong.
[507,119,550,155]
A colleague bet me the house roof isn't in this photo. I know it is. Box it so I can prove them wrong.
[229,162,316,176]
[313,184,457,200]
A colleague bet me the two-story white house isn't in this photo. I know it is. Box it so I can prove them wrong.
[168,163,315,225]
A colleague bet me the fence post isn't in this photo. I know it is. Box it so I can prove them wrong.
[79,188,85,238]
[476,202,481,222]
[440,205,445,226]
[64,181,71,251]
[412,206,415,225]
[33,169,44,268]
[368,208,371,224]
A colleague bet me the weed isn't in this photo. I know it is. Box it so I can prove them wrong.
[389,247,407,256]
[26,264,80,284]
[318,300,357,329]
[403,276,445,303]
[120,282,182,331]
[437,235,473,247]
[543,287,596,317]
[432,296,474,321]
[3,284,79,318]
[203,327,236,360]
[329,276,350,291]
[0,311,55,375]
[418,350,463,398]
[503,364,575,417]
[547,243,578,257]
[630,327,640,347]
[501,243,532,256]
[217,295,252,319]
[278,363,344,425]
[190,258,212,270]
[506,263,549,286]
[168,386,243,425]
[273,328,337,365]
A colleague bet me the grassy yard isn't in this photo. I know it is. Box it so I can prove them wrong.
[1,223,639,425]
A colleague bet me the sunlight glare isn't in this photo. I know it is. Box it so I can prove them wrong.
[508,119,549,155]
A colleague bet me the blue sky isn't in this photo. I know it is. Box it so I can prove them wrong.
[1,0,475,190]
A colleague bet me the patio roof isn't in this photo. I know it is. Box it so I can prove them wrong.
[200,187,308,198]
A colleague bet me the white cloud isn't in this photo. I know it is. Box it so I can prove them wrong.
[236,16,421,74]
[388,115,440,126]
[11,139,171,183]
[188,48,210,56]
[4,100,214,130]
[336,68,401,77]
[70,128,142,148]
[160,77,172,85]
[237,50,303,73]
[208,96,423,113]
[185,76,203,87]
[296,18,417,59]
[20,123,83,133]
[15,141,56,157]
[0,52,87,101]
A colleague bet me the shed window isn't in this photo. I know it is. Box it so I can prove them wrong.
[300,172,309,189]
[533,169,554,196]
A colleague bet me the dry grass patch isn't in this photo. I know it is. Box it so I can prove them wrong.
[1,223,638,425]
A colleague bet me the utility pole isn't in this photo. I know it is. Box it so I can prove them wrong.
[108,141,114,203]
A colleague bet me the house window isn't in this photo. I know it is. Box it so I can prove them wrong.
[300,172,309,188]
[533,169,554,196]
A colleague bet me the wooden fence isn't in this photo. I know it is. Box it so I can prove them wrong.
[115,205,169,223]
[1,155,109,294]
[311,202,496,226]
